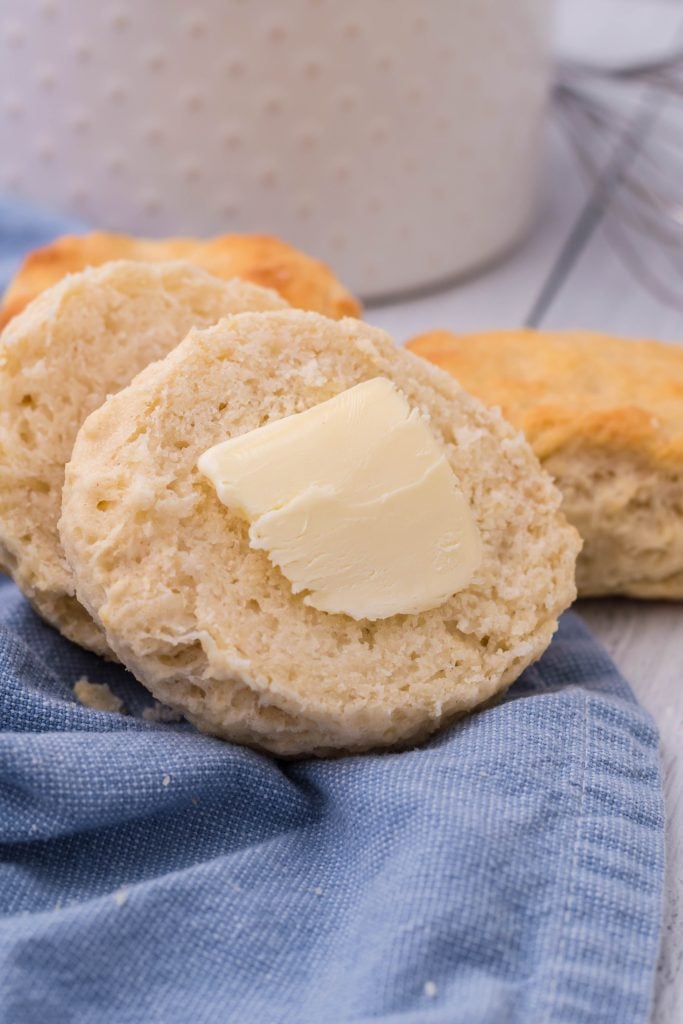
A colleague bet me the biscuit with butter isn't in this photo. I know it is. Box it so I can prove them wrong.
[0,230,360,329]
[0,260,287,653]
[60,310,579,756]
[407,328,683,598]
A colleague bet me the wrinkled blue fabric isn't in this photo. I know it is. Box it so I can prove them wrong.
[0,200,665,1024]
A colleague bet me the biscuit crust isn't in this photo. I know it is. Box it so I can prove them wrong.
[61,311,579,756]
[408,328,683,598]
[0,231,360,330]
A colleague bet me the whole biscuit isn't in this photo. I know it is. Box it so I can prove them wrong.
[61,310,579,756]
[0,260,287,652]
[408,328,683,598]
[0,231,360,329]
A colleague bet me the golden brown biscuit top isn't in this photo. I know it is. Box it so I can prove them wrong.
[407,329,683,463]
[0,230,360,329]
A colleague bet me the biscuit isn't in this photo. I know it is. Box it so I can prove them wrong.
[407,328,683,598]
[60,310,579,756]
[0,230,360,329]
[0,260,287,653]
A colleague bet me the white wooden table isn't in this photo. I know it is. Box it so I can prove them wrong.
[368,2,683,1019]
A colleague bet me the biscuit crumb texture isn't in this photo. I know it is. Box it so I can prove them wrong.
[73,677,123,714]
[408,328,683,598]
[61,311,580,757]
[0,260,287,653]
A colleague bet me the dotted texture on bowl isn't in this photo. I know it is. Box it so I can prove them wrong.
[0,0,550,297]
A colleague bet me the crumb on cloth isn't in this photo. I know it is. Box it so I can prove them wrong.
[72,677,124,714]
[142,700,183,723]
[113,887,128,907]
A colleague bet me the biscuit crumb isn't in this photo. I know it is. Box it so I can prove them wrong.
[423,981,437,998]
[312,886,323,896]
[142,700,183,723]
[73,677,123,714]
[113,888,128,907]
[162,774,171,786]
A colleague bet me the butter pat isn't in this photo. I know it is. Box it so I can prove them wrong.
[197,377,482,619]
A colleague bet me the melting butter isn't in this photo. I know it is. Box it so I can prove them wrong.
[197,377,482,619]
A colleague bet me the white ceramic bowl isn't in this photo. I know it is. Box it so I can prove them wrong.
[0,0,551,298]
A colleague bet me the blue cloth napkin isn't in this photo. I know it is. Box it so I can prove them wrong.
[0,201,665,1024]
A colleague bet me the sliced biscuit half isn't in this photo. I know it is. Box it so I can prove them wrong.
[0,260,287,652]
[61,310,579,756]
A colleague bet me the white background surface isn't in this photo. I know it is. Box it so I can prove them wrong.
[368,2,682,1020]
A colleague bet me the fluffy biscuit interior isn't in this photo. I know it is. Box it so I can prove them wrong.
[61,311,580,755]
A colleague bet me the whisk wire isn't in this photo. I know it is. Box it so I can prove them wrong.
[554,49,683,309]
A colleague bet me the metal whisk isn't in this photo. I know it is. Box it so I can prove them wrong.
[553,49,683,310]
